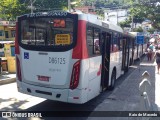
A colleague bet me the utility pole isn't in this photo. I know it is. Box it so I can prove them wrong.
[131,15,134,32]
[30,0,36,14]
[68,0,71,12]
[117,10,118,25]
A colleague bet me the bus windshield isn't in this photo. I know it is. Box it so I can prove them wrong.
[21,18,74,46]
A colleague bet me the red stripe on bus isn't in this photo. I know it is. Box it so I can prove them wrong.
[15,22,20,54]
[72,20,88,59]
[97,64,102,76]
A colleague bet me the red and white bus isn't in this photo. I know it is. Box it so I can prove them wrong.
[16,11,137,104]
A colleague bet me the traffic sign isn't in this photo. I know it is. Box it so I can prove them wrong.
[136,33,144,44]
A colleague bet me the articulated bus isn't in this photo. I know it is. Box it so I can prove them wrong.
[15,11,145,104]
[129,32,149,61]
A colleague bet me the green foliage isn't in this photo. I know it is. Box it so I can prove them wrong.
[95,9,104,18]
[147,27,155,34]
[78,0,127,8]
[0,0,80,20]
[0,0,29,20]
[34,0,68,11]
[118,19,131,29]
[129,1,160,30]
[133,26,143,32]
[146,6,160,30]
[0,0,160,32]
[25,0,79,11]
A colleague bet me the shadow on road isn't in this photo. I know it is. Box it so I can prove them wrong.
[0,98,28,111]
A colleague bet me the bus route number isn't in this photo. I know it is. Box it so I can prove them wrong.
[49,57,66,64]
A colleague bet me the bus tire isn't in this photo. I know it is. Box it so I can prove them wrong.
[129,58,132,66]
[100,85,103,93]
[108,69,116,90]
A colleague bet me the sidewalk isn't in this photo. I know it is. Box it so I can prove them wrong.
[90,55,160,120]
[0,72,16,85]
[140,55,160,111]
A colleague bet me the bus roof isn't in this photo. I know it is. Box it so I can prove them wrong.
[17,10,123,33]
[78,13,123,33]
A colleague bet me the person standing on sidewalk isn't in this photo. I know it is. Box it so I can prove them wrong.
[147,48,152,61]
[154,47,160,74]
[147,43,154,61]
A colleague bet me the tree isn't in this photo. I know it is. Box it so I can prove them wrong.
[30,0,80,11]
[147,27,155,34]
[133,26,143,32]
[118,19,131,29]
[0,0,81,20]
[129,0,160,30]
[0,0,29,21]
[95,9,104,18]
[33,0,68,11]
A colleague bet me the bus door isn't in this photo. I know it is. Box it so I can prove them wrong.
[121,39,129,72]
[131,38,135,65]
[101,32,111,90]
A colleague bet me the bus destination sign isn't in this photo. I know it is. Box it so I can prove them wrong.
[55,34,71,45]
[26,11,68,18]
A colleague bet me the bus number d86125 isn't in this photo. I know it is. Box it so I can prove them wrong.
[49,57,66,64]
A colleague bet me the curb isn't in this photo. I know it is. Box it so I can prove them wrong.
[0,77,16,85]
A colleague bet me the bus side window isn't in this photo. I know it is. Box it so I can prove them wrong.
[113,32,119,52]
[87,26,94,57]
[118,34,121,50]
[87,26,101,57]
[110,32,113,52]
[120,39,123,51]
[93,28,100,55]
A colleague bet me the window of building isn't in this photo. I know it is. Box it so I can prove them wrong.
[5,31,9,38]
[11,30,16,37]
[0,30,4,36]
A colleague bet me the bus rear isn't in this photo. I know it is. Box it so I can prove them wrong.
[15,11,87,103]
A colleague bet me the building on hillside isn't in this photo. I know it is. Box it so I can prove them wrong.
[141,20,152,32]
[104,9,128,25]
[75,6,96,14]
[0,21,16,41]
[0,21,16,73]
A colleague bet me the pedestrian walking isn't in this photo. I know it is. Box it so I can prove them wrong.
[147,47,152,61]
[154,48,160,74]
